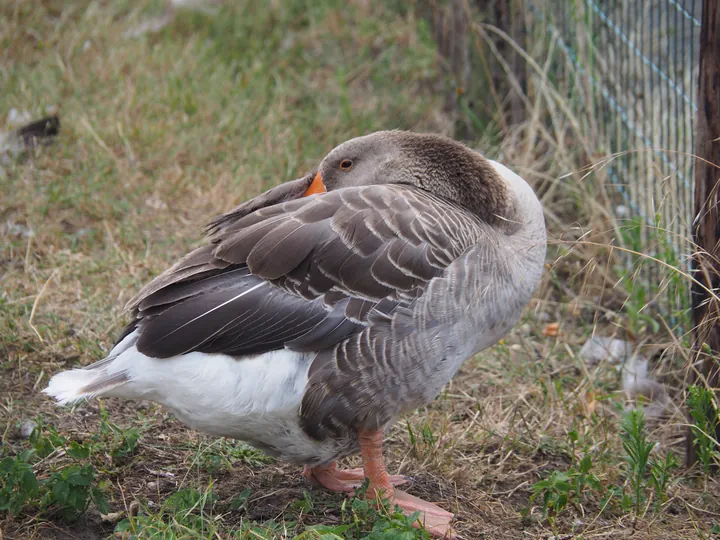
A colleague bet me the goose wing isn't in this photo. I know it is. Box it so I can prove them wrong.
[123,181,499,439]
[123,180,487,360]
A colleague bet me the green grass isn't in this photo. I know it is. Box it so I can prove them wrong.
[195,438,272,475]
[1,0,719,539]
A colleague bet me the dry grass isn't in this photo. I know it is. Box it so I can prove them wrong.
[1,1,719,539]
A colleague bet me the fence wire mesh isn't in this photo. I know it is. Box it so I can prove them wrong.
[525,0,701,328]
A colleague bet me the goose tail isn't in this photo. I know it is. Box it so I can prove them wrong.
[43,329,137,406]
[43,369,129,405]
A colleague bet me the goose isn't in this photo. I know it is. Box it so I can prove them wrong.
[44,130,546,537]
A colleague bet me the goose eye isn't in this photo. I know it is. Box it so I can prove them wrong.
[339,159,353,171]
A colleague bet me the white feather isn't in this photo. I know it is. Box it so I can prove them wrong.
[43,330,344,464]
[42,369,111,406]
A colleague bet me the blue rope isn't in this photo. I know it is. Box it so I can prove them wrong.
[667,0,701,27]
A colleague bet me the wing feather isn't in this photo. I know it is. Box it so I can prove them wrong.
[121,183,493,438]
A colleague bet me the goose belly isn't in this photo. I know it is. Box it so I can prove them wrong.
[104,345,350,465]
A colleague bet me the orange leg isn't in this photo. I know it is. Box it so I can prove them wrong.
[358,429,455,538]
[302,461,409,493]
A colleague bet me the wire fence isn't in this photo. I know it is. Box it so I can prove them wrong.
[424,0,702,330]
[524,0,701,328]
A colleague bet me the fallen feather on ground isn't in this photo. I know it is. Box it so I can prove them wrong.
[621,353,670,418]
[579,336,634,367]
[579,336,670,417]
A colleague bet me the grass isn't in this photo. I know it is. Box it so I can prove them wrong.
[2,0,719,538]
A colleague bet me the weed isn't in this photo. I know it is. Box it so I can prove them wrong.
[530,453,601,522]
[228,487,252,511]
[41,463,109,521]
[26,409,141,468]
[97,405,141,462]
[619,409,655,514]
[0,425,108,520]
[687,384,720,478]
[617,408,679,515]
[27,419,68,458]
[287,485,436,538]
[405,419,441,460]
[304,487,430,539]
[199,438,271,474]
[291,490,315,514]
[616,219,662,335]
[0,451,39,516]
[115,486,218,537]
[532,410,680,524]
[649,452,679,510]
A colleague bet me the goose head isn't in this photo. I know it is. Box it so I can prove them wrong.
[311,130,520,227]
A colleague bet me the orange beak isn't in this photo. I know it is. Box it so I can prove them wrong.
[303,172,326,197]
